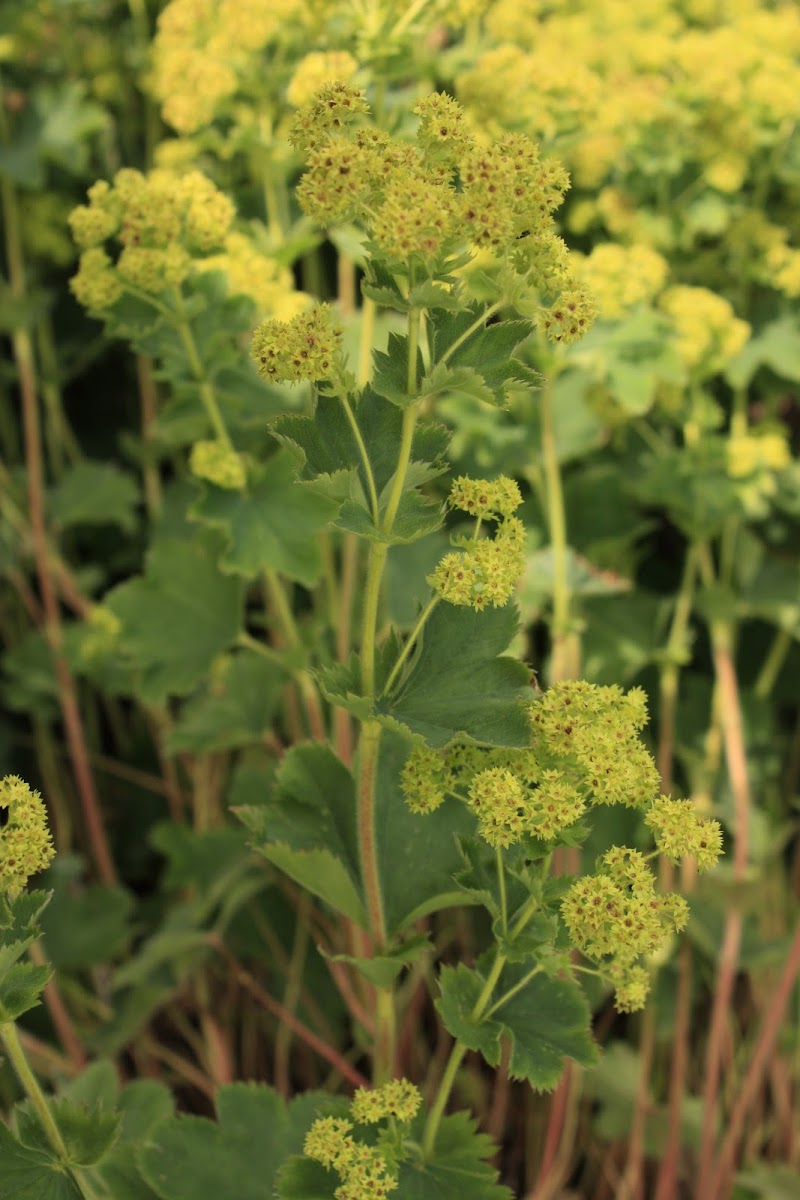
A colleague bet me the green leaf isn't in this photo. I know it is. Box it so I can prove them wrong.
[376,729,480,935]
[0,891,52,1021]
[399,1111,511,1199]
[326,933,430,988]
[372,332,426,407]
[96,1081,175,1200]
[237,745,365,926]
[48,463,140,534]
[39,863,134,968]
[336,491,443,544]
[275,390,448,506]
[419,362,496,407]
[15,1100,120,1167]
[167,651,286,754]
[105,534,243,705]
[190,451,338,585]
[376,604,532,748]
[630,442,741,540]
[138,1085,345,1200]
[437,961,599,1089]
[726,315,800,388]
[0,1124,81,1200]
[430,308,532,395]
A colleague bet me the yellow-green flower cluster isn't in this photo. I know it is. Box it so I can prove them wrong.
[0,775,55,899]
[401,745,453,815]
[429,475,526,610]
[726,431,791,480]
[537,287,599,346]
[189,441,247,491]
[304,1117,397,1199]
[645,797,723,871]
[659,286,750,374]
[287,50,359,108]
[199,231,309,319]
[69,169,235,311]
[576,243,669,320]
[561,846,690,1009]
[351,1079,421,1124]
[531,680,660,809]
[251,304,342,384]
[304,1079,420,1199]
[150,0,304,133]
[458,0,800,303]
[290,85,591,326]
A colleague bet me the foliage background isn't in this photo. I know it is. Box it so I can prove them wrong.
[1,1,799,1198]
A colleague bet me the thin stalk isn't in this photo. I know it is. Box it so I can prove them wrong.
[754,627,791,700]
[263,571,327,742]
[338,390,380,523]
[2,156,116,886]
[438,301,503,367]
[540,375,579,682]
[0,1022,70,1160]
[422,952,506,1157]
[209,935,370,1090]
[358,295,376,386]
[657,544,699,793]
[696,609,751,1198]
[654,940,693,1200]
[171,289,232,447]
[274,890,313,1098]
[381,594,439,696]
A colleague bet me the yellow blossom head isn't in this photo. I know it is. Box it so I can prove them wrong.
[0,776,55,899]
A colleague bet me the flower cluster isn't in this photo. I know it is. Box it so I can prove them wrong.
[561,846,691,1010]
[304,1079,420,1200]
[401,682,668,848]
[189,441,247,491]
[659,286,750,374]
[576,242,669,320]
[199,231,308,319]
[250,304,343,384]
[287,50,359,109]
[645,797,723,871]
[150,0,304,133]
[304,1117,397,1200]
[530,680,660,809]
[429,475,526,610]
[351,1079,421,1124]
[0,775,55,899]
[69,168,235,310]
[290,85,595,336]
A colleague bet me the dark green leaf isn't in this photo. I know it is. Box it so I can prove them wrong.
[237,745,365,926]
[138,1085,345,1200]
[190,451,338,585]
[399,1111,511,1199]
[15,1100,120,1167]
[372,333,425,407]
[437,962,599,1089]
[376,604,532,748]
[167,651,286,754]
[48,463,139,534]
[105,534,243,705]
[0,1124,81,1200]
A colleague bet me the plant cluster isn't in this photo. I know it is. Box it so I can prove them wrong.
[0,2,798,1200]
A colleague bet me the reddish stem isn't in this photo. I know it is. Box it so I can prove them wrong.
[708,920,800,1199]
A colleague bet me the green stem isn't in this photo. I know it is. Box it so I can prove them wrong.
[172,290,232,448]
[338,390,380,523]
[381,594,439,697]
[540,374,577,681]
[754,627,791,700]
[438,301,502,367]
[0,1022,70,1160]
[422,953,506,1158]
[497,847,508,934]
[485,963,543,1020]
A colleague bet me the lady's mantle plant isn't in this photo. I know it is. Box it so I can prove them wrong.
[0,84,722,1199]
